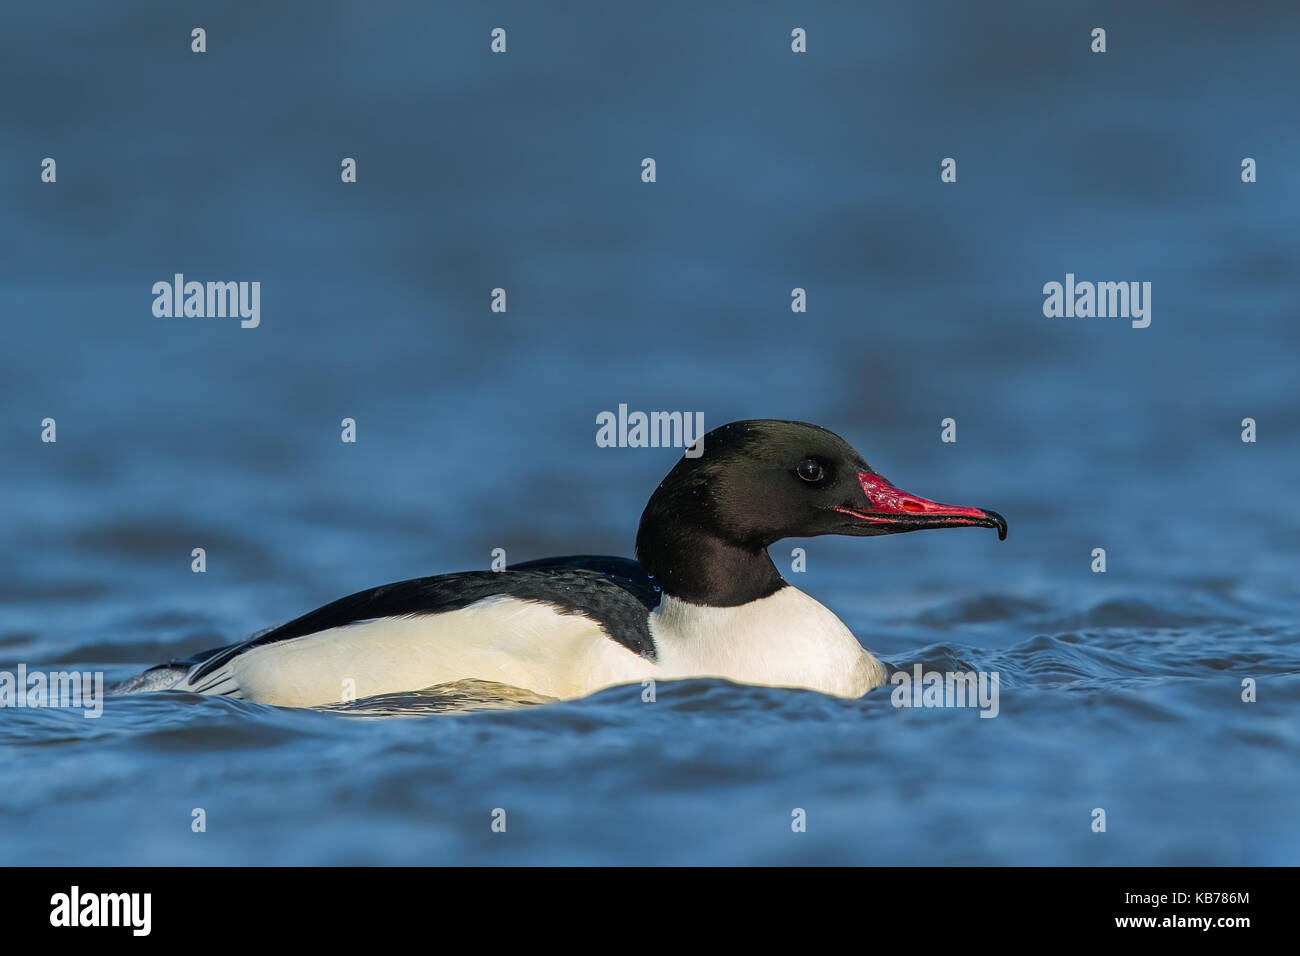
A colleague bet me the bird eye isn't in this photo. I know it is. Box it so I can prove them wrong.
[796,459,824,482]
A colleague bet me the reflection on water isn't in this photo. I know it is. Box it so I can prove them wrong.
[322,680,558,717]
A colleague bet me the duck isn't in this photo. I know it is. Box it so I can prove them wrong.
[115,420,1006,707]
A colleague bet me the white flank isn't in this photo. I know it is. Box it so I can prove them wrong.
[209,597,650,707]
[178,587,886,707]
[648,588,887,698]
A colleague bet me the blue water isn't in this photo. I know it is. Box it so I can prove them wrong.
[2,1,1297,864]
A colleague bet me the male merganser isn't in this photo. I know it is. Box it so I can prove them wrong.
[117,420,1006,707]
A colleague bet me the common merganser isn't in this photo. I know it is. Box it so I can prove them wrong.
[117,420,1006,707]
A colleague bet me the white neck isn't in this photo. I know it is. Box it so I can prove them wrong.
[647,586,887,698]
